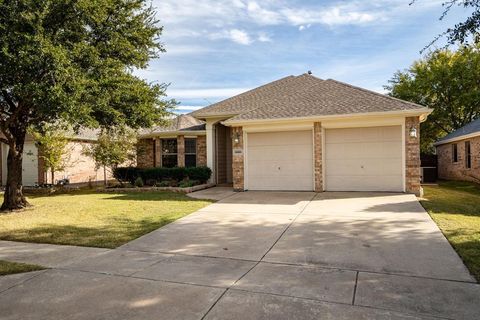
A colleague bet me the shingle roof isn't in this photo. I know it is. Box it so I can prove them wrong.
[191,74,427,123]
[140,114,205,136]
[436,118,480,145]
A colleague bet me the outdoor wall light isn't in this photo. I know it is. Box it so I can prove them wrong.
[233,132,241,144]
[409,127,418,138]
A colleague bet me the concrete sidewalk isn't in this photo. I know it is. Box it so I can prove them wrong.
[0,190,478,319]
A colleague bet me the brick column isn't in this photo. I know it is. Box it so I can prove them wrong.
[37,147,46,185]
[177,135,185,167]
[232,127,244,191]
[405,116,421,195]
[136,139,155,168]
[154,138,161,167]
[314,122,323,192]
[196,135,207,166]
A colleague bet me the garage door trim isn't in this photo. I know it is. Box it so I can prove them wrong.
[322,123,406,192]
[244,129,315,191]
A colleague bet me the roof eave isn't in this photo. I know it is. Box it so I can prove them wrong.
[434,131,480,146]
[139,130,206,139]
[222,108,433,126]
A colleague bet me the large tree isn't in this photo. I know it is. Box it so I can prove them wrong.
[412,0,480,48]
[0,0,173,210]
[386,44,480,153]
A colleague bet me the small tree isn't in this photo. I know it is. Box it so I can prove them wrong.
[31,126,70,185]
[83,129,137,186]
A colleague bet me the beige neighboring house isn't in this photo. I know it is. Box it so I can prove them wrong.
[435,118,480,183]
[137,74,432,195]
[0,129,112,186]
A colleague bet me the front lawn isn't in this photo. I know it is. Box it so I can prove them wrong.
[0,260,45,276]
[0,191,212,248]
[421,181,480,282]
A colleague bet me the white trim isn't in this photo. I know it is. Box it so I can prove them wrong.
[139,131,206,139]
[223,108,432,126]
[243,130,248,190]
[311,128,315,191]
[402,120,406,192]
[434,131,480,146]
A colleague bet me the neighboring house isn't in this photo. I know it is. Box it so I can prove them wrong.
[435,118,480,183]
[0,129,112,186]
[137,74,432,195]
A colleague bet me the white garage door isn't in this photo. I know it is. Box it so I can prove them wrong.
[325,126,403,192]
[246,131,313,191]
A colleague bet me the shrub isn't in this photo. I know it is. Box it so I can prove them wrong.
[155,180,171,187]
[113,167,141,184]
[185,166,212,183]
[114,166,212,185]
[134,177,144,187]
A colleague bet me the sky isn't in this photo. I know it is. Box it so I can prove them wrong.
[136,0,472,114]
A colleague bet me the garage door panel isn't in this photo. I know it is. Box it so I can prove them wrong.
[247,131,313,191]
[325,126,403,192]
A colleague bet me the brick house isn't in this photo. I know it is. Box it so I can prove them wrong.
[137,74,432,195]
[0,129,112,186]
[435,118,480,183]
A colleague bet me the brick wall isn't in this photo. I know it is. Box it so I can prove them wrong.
[437,136,480,183]
[197,135,207,166]
[137,138,154,168]
[231,127,244,191]
[405,117,421,195]
[45,141,113,184]
[314,122,323,192]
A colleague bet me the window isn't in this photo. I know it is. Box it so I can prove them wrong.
[465,141,472,169]
[452,143,458,163]
[185,138,197,167]
[161,139,177,168]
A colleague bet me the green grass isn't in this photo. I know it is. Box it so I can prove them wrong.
[0,191,212,248]
[0,260,45,276]
[421,181,480,282]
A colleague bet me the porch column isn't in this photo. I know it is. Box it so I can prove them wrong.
[177,135,185,167]
[405,116,421,195]
[206,121,216,183]
[314,122,323,192]
[232,126,244,191]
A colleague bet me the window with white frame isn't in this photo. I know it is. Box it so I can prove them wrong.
[185,138,197,167]
[162,139,177,168]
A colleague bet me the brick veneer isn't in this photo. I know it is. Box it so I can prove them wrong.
[197,135,207,166]
[231,127,244,191]
[314,122,323,192]
[137,138,154,168]
[405,116,421,195]
[437,136,480,183]
[154,138,161,167]
[177,135,185,167]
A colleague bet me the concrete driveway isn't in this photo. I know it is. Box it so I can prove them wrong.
[1,190,478,319]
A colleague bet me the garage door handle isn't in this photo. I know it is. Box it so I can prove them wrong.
[278,167,281,170]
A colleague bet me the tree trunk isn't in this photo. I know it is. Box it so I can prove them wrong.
[1,143,29,210]
[103,166,107,187]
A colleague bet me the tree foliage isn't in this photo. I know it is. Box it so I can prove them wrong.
[83,129,137,185]
[412,0,480,49]
[386,44,480,153]
[0,0,174,209]
[30,125,70,184]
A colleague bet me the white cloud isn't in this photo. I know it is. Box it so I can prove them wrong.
[246,1,283,25]
[258,32,272,42]
[282,5,378,27]
[229,29,253,45]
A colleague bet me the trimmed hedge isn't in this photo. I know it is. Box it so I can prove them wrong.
[113,166,212,185]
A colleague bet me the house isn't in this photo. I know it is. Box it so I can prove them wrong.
[137,74,432,195]
[0,129,112,186]
[435,118,480,183]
